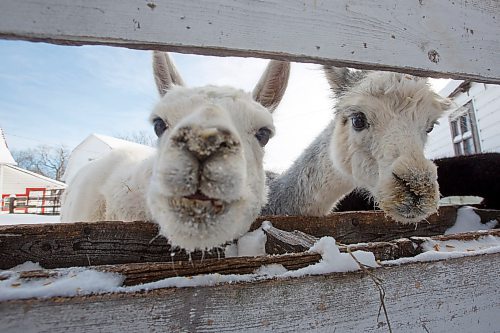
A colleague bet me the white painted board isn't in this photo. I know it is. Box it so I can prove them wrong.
[1,253,499,332]
[0,0,499,82]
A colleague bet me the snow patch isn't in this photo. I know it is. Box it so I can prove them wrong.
[439,195,483,206]
[9,261,43,272]
[0,267,124,301]
[384,235,500,266]
[236,228,267,257]
[255,264,288,276]
[445,206,497,235]
[284,237,378,278]
[224,243,238,258]
[224,222,269,257]
[0,213,61,225]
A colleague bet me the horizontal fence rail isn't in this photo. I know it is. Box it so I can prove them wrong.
[1,251,499,332]
[0,0,499,83]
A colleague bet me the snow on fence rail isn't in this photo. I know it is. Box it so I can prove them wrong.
[0,207,499,332]
[1,1,500,332]
[0,0,499,83]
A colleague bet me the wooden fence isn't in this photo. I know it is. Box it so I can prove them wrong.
[0,1,499,332]
[4,190,63,215]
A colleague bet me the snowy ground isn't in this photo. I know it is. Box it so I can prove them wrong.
[0,213,61,225]
[0,206,498,301]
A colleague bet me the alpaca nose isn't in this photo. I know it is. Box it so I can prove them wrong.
[173,126,240,161]
[392,172,423,204]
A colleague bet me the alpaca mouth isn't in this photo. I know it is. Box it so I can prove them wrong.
[378,191,437,224]
[395,207,424,221]
[169,191,226,219]
[386,201,437,224]
[183,191,213,201]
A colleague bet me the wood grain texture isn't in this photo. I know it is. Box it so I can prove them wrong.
[5,229,499,287]
[256,205,463,242]
[2,207,498,269]
[0,0,499,82]
[0,221,223,269]
[1,252,499,333]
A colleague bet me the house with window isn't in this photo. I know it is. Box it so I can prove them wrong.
[425,80,500,159]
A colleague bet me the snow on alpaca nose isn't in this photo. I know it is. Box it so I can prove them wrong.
[378,156,439,223]
[156,124,246,201]
[173,126,239,162]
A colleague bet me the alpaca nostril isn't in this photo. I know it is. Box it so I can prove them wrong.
[173,127,239,162]
[392,172,429,205]
[206,134,218,145]
[393,172,416,194]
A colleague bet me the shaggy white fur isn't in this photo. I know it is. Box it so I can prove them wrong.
[263,67,451,224]
[61,52,290,251]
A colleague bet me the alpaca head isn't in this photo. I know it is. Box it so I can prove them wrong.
[324,67,451,223]
[147,52,289,251]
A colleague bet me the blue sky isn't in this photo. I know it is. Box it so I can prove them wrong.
[0,40,450,171]
[0,40,158,150]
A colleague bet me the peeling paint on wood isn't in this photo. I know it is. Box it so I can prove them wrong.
[1,253,499,333]
[0,0,499,82]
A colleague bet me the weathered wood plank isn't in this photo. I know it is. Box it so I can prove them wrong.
[6,229,498,287]
[256,205,463,242]
[263,223,418,261]
[16,253,323,287]
[0,221,224,269]
[0,0,499,82]
[2,207,498,269]
[1,252,499,333]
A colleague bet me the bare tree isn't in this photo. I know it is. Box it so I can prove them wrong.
[11,145,70,181]
[115,130,156,147]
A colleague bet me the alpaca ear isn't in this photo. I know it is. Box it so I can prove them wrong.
[153,51,185,97]
[252,61,290,113]
[323,66,366,96]
[435,94,453,111]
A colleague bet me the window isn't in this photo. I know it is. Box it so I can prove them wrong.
[449,101,481,155]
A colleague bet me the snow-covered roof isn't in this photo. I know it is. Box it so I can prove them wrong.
[3,164,67,189]
[63,133,154,183]
[438,79,464,98]
[90,133,152,150]
[0,128,17,165]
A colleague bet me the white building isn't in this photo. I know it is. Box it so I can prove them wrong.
[0,128,66,214]
[63,133,154,183]
[426,81,500,159]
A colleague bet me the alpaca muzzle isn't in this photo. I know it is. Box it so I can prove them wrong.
[378,157,439,223]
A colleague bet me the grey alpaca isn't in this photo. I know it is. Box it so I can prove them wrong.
[262,66,451,224]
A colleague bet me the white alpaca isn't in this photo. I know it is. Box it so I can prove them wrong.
[61,52,290,251]
[263,67,451,223]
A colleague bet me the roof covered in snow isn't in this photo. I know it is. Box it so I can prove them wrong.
[0,128,17,165]
[0,163,67,194]
[90,134,152,151]
[438,79,464,98]
[63,133,154,183]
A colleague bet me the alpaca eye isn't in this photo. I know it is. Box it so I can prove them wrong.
[426,121,438,134]
[255,127,271,147]
[153,117,168,137]
[351,113,367,131]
